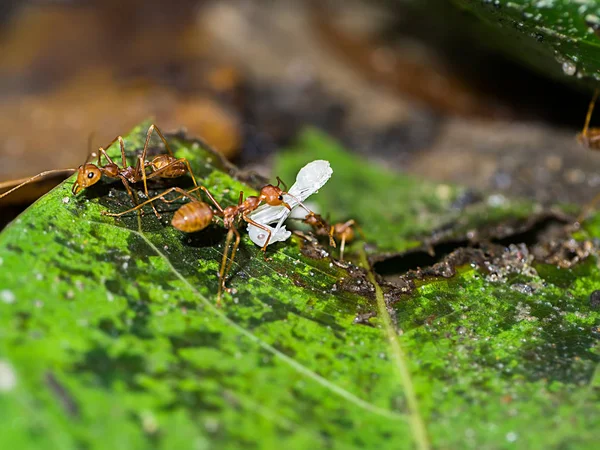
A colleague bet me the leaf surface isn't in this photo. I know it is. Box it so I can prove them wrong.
[0,124,598,449]
[454,0,600,86]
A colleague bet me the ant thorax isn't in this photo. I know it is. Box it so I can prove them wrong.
[103,163,119,178]
[222,206,238,228]
[242,196,260,212]
[120,166,137,182]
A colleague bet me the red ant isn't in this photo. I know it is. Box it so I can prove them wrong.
[577,88,600,149]
[0,124,198,217]
[576,89,600,221]
[298,211,360,261]
[102,177,300,305]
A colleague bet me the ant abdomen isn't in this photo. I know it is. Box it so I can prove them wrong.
[103,163,120,178]
[579,89,600,151]
[577,129,600,150]
[151,155,187,178]
[334,222,355,242]
[171,201,214,233]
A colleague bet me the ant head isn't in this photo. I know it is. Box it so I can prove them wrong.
[259,185,291,210]
[241,196,259,211]
[223,205,237,217]
[72,164,102,194]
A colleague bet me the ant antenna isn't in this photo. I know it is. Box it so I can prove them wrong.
[0,133,97,201]
[583,89,599,139]
[284,192,312,214]
[84,131,98,164]
[276,176,288,192]
[0,169,77,200]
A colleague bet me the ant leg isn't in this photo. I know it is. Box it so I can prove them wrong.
[158,186,204,204]
[117,176,138,206]
[217,228,235,307]
[118,136,127,169]
[339,236,347,261]
[139,156,160,218]
[339,219,364,240]
[336,220,358,260]
[96,147,117,167]
[84,132,96,163]
[353,222,366,240]
[224,227,241,294]
[577,192,600,223]
[141,125,155,165]
[146,124,175,158]
[238,191,244,206]
[582,89,599,141]
[225,227,241,277]
[284,192,312,214]
[199,186,225,214]
[327,225,337,248]
[102,187,196,217]
[135,124,167,178]
[181,158,199,187]
[243,215,273,254]
[276,176,288,192]
[98,135,126,167]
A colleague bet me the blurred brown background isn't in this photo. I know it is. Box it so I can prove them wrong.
[1,0,599,214]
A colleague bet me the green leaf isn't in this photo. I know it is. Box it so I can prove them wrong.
[0,123,598,449]
[453,0,600,86]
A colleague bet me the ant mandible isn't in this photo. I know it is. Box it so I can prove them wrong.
[102,176,299,305]
[0,124,199,217]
